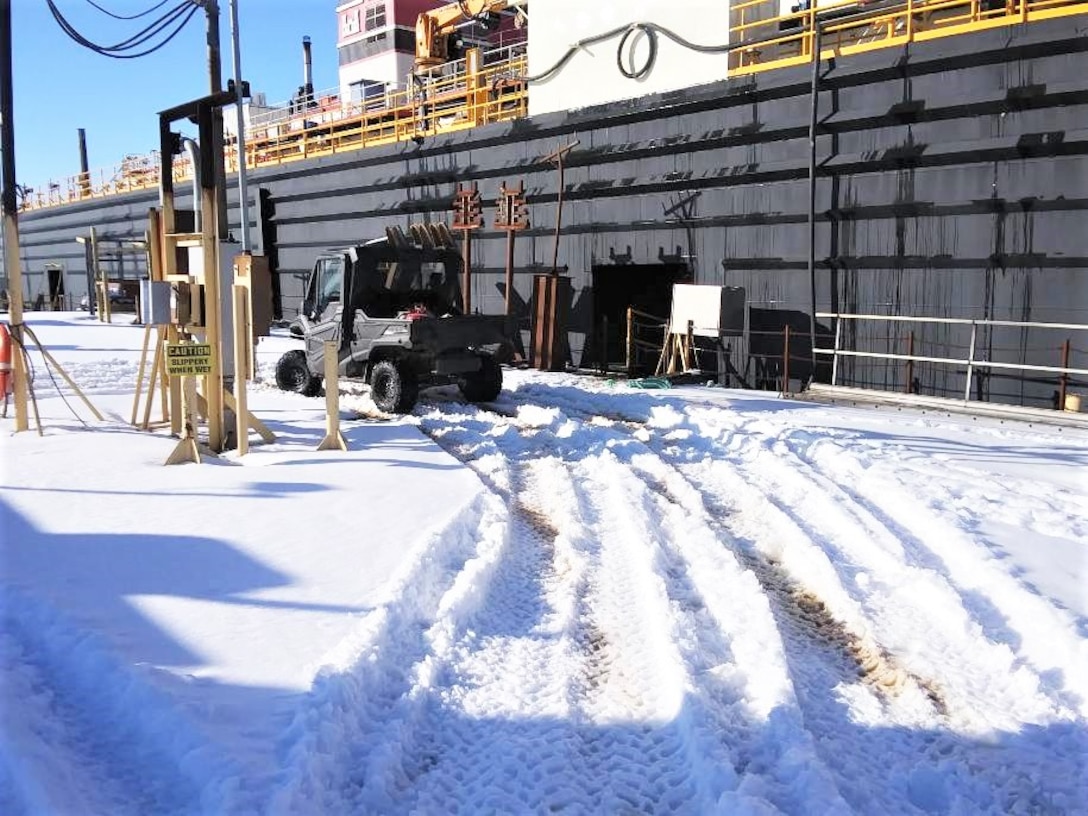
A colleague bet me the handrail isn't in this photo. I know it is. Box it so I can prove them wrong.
[728,0,1086,74]
[815,311,1088,405]
[20,43,528,211]
[18,1,1086,211]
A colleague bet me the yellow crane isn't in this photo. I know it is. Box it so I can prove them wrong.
[415,0,527,70]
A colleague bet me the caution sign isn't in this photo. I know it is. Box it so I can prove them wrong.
[164,342,214,377]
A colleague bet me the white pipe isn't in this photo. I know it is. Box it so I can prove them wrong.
[181,137,201,232]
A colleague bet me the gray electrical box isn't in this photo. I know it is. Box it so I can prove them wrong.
[140,280,173,325]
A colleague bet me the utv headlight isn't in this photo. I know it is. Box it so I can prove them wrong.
[383,324,409,336]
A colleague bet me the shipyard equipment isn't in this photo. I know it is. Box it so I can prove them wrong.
[276,224,513,413]
[415,0,527,70]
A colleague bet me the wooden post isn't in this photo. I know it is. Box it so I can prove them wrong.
[141,333,164,430]
[625,305,634,378]
[131,324,154,425]
[233,284,250,455]
[165,374,201,465]
[316,340,347,451]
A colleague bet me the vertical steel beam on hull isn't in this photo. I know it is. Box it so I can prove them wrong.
[807,25,822,378]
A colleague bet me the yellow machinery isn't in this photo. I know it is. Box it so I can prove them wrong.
[415,0,527,70]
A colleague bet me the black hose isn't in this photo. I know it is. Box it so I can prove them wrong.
[616,24,658,80]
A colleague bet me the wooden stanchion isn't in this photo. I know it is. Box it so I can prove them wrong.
[316,340,347,452]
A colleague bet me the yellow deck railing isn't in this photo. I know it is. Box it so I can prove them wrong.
[20,50,528,212]
[19,1,1085,211]
[729,0,1086,74]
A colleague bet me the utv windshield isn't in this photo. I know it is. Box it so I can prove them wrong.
[354,253,462,318]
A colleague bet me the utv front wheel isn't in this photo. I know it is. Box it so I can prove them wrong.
[458,355,502,403]
[370,359,419,413]
[275,349,322,397]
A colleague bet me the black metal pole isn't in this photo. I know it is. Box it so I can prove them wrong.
[205,0,228,237]
[0,0,16,221]
[807,24,822,377]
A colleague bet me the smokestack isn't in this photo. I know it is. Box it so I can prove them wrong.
[302,35,313,93]
[77,127,90,197]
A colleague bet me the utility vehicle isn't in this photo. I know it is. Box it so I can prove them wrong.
[275,224,511,413]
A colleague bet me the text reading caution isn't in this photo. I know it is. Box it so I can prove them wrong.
[165,342,214,377]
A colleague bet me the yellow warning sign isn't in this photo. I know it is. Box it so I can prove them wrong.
[164,342,214,377]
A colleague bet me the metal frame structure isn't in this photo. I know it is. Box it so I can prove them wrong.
[815,312,1088,406]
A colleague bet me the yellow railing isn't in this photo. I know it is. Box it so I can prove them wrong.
[21,51,528,211]
[20,0,1085,210]
[728,0,1087,74]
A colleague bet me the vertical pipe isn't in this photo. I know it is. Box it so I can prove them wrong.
[228,0,251,252]
[504,228,514,316]
[905,330,915,393]
[783,324,791,394]
[626,305,634,378]
[1058,338,1070,411]
[181,138,202,232]
[461,231,472,314]
[0,0,28,430]
[831,317,842,385]
[807,24,821,377]
[601,314,609,374]
[552,151,564,275]
[77,128,90,197]
[302,35,313,96]
[964,321,977,402]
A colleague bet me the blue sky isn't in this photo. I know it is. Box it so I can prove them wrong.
[10,0,340,191]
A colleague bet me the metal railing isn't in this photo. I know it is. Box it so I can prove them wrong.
[19,1,1085,210]
[815,312,1088,408]
[729,0,1086,75]
[20,44,528,211]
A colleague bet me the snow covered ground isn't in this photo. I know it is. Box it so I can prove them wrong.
[1,311,1086,815]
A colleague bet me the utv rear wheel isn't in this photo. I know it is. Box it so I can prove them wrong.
[275,349,322,397]
[458,355,502,403]
[370,359,419,413]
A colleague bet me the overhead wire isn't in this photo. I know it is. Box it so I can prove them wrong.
[47,0,199,59]
[82,0,174,21]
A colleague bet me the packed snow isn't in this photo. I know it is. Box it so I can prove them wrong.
[1,311,1086,815]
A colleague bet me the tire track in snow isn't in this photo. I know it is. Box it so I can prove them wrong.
[778,427,1088,718]
[270,490,511,814]
[415,397,851,813]
[403,406,680,812]
[492,384,1086,811]
[698,416,1081,724]
[498,388,938,714]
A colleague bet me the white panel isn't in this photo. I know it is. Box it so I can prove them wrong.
[528,0,730,116]
[670,283,724,337]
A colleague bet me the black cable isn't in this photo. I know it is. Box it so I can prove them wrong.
[82,0,173,21]
[523,21,734,85]
[616,24,658,80]
[15,324,90,427]
[47,0,198,59]
[51,0,192,54]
